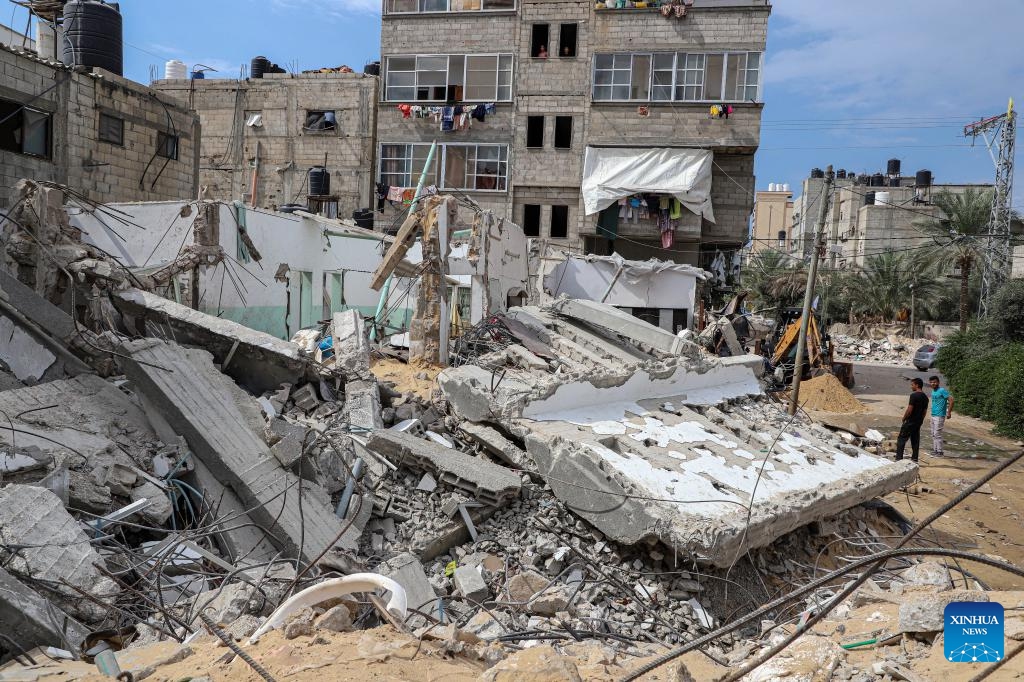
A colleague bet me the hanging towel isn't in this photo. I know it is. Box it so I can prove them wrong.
[440,107,455,132]
[387,186,404,203]
[471,104,487,122]
[397,104,412,118]
[669,198,682,220]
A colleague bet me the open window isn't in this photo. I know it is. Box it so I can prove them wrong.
[554,116,572,149]
[531,24,549,58]
[0,99,51,158]
[304,110,337,132]
[550,205,568,238]
[523,204,541,237]
[526,116,544,148]
[559,24,577,58]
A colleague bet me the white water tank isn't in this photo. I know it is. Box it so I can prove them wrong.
[783,183,791,192]
[875,191,891,206]
[164,59,187,79]
[35,20,60,61]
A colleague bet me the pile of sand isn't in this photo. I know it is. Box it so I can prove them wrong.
[797,373,867,413]
[370,357,443,400]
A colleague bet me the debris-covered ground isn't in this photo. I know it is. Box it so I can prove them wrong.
[1,183,1022,681]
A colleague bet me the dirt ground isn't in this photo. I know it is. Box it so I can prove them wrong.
[370,357,443,401]
[810,360,1024,591]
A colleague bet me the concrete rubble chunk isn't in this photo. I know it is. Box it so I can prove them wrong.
[120,338,358,560]
[0,566,89,654]
[367,430,521,506]
[482,645,584,682]
[453,565,490,604]
[131,481,173,525]
[332,309,371,379]
[901,561,952,589]
[460,422,535,472]
[345,379,384,431]
[0,485,120,622]
[505,570,549,605]
[546,297,690,356]
[528,588,571,616]
[291,383,320,412]
[112,288,308,394]
[898,590,990,633]
[316,605,354,632]
[378,552,437,626]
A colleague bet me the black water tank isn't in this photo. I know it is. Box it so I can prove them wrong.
[915,169,932,188]
[864,191,875,206]
[363,61,381,76]
[886,158,901,176]
[61,1,123,76]
[278,204,305,214]
[309,166,331,196]
[870,173,885,187]
[251,56,270,79]
[888,176,901,188]
[352,208,374,229]
[810,167,825,179]
[836,169,847,179]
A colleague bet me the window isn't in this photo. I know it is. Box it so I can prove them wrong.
[592,52,763,102]
[523,204,541,237]
[550,205,569,238]
[304,110,337,132]
[531,24,549,58]
[777,230,787,249]
[384,54,513,102]
[156,131,178,160]
[0,99,51,158]
[379,143,508,191]
[245,111,263,128]
[384,0,515,14]
[98,113,123,146]
[559,24,577,58]
[526,116,544,148]
[553,116,572,149]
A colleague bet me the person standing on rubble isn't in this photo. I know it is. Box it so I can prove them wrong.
[895,378,928,463]
[928,375,953,457]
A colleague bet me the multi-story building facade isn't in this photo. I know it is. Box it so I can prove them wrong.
[751,184,793,252]
[0,41,199,209]
[376,0,769,266]
[153,71,378,220]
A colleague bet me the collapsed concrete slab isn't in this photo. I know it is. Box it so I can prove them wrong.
[113,288,310,394]
[331,310,371,379]
[458,422,535,472]
[120,339,358,560]
[0,485,120,621]
[366,430,521,507]
[0,566,89,654]
[438,300,918,566]
[546,297,690,356]
[345,380,383,431]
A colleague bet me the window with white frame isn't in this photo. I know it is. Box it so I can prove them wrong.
[384,54,513,102]
[385,0,514,14]
[592,51,762,102]
[379,143,508,191]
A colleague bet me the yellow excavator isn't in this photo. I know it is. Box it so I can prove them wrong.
[771,310,855,388]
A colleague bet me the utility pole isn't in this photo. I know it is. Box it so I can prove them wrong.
[789,166,833,416]
[909,284,915,338]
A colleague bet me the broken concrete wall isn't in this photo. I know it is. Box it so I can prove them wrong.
[72,201,417,340]
[447,210,530,325]
[0,566,88,655]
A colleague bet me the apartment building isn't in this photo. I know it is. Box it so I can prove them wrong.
[153,71,378,220]
[376,0,769,267]
[751,184,793,252]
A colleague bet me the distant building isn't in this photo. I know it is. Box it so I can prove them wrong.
[750,184,793,252]
[0,40,199,209]
[152,70,378,221]
[376,0,770,268]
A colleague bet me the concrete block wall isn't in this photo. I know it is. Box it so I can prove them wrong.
[590,5,768,51]
[153,73,377,218]
[587,104,761,150]
[701,152,753,245]
[0,46,198,208]
[380,15,519,54]
[512,185,579,242]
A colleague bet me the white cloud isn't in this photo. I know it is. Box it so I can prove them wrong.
[271,0,381,17]
[766,0,1024,118]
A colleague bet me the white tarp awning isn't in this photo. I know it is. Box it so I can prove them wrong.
[581,147,715,222]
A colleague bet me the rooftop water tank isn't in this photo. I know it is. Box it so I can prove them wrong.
[864,191,876,206]
[887,158,901,176]
[810,168,825,179]
[836,169,847,179]
[61,1,123,76]
[164,59,187,79]
[874,191,891,206]
[251,56,270,79]
[782,183,790,192]
[309,166,331,196]
[870,173,885,187]
[363,61,381,76]
[915,169,933,188]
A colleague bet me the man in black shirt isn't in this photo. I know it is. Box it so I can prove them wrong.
[896,377,929,463]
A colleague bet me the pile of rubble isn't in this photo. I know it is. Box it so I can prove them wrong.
[831,331,930,366]
[1,182,1011,680]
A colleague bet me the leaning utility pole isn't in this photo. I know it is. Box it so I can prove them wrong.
[789,166,833,416]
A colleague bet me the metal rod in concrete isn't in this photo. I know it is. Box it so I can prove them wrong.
[789,166,833,416]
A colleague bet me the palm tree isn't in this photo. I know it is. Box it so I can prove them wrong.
[845,251,945,323]
[742,249,805,310]
[914,188,993,331]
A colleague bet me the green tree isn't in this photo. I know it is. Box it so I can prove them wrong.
[844,251,945,322]
[742,249,805,311]
[914,188,993,331]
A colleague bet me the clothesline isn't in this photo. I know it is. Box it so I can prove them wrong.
[395,103,498,132]
[597,192,686,249]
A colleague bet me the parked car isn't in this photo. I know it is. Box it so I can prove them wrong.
[913,343,941,370]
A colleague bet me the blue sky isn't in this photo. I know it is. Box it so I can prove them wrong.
[8,0,1023,208]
